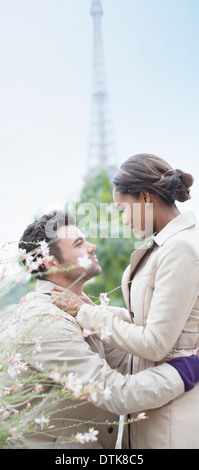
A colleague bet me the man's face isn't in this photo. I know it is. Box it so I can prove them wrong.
[54,225,102,282]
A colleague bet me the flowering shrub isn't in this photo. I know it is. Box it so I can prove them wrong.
[19,240,53,273]
[0,240,147,449]
[0,314,113,448]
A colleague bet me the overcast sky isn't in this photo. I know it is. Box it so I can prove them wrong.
[0,0,198,243]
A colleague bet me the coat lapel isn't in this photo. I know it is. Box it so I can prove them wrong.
[130,238,155,276]
[121,265,131,311]
[122,238,155,311]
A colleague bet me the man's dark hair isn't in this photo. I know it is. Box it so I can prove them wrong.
[18,210,76,278]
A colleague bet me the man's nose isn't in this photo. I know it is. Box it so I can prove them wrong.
[87,243,96,253]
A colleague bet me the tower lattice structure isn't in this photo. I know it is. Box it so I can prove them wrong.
[88,0,117,176]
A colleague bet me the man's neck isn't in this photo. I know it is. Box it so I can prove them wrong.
[46,275,84,296]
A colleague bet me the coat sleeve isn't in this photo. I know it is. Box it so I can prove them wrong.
[103,344,131,375]
[29,315,184,416]
[76,239,199,361]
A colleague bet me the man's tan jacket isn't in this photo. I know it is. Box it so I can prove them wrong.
[1,280,184,449]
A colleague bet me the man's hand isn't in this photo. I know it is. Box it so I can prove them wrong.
[51,286,94,316]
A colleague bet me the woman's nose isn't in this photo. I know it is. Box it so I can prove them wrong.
[122,215,130,226]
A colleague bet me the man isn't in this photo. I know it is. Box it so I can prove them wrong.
[2,210,199,449]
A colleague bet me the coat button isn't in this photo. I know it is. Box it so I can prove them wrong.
[108,427,114,433]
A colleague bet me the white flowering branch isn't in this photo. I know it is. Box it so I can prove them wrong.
[0,240,151,448]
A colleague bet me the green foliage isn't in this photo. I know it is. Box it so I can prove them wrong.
[71,169,136,307]
[0,279,36,309]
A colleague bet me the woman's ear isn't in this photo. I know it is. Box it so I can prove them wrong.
[140,191,152,204]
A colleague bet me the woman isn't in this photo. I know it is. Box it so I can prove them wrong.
[52,154,199,449]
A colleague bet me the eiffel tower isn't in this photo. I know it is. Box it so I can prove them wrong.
[88,0,117,177]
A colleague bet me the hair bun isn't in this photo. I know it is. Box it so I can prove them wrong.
[175,169,194,202]
[161,168,194,202]
[113,154,194,205]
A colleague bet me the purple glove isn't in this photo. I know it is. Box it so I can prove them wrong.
[168,355,199,392]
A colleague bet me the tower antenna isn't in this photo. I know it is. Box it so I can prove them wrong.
[88,0,117,176]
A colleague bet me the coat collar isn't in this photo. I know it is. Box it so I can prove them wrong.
[122,211,196,311]
[129,211,196,275]
[153,211,196,247]
[34,279,78,324]
[36,279,56,294]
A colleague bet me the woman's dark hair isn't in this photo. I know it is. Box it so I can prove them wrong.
[18,210,76,277]
[112,153,194,205]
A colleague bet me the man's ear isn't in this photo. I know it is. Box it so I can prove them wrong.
[43,255,60,274]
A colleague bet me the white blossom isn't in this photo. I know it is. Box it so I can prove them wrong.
[87,427,99,442]
[35,361,43,371]
[74,428,99,444]
[63,373,83,398]
[74,432,86,444]
[35,416,50,429]
[7,353,28,378]
[134,412,148,422]
[99,292,110,306]
[18,241,52,274]
[77,254,92,269]
[37,240,50,258]
[49,371,61,382]
[100,326,112,341]
[18,248,27,260]
[102,386,112,400]
[82,328,93,338]
[9,427,18,440]
[34,384,43,393]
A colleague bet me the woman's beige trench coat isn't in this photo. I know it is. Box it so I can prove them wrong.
[77,211,199,448]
